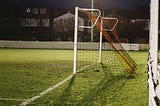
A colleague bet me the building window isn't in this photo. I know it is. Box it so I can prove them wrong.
[40,8,46,14]
[41,18,49,27]
[26,8,31,13]
[22,18,49,27]
[32,8,39,14]
[31,18,40,27]
[23,18,31,27]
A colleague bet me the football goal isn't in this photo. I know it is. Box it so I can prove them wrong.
[147,0,160,106]
[73,7,137,75]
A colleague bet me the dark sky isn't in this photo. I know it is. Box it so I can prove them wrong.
[8,0,150,9]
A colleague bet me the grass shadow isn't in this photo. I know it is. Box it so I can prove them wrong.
[54,75,75,105]
[76,63,129,106]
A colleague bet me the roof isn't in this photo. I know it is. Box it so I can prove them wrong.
[54,11,83,21]
[54,12,74,21]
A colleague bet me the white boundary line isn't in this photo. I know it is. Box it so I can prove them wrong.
[77,63,99,73]
[0,98,27,101]
[19,74,74,106]
[19,63,99,106]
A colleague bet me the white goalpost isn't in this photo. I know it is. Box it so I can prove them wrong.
[73,7,101,75]
[73,7,123,75]
[148,0,160,105]
[73,6,136,76]
[99,17,118,63]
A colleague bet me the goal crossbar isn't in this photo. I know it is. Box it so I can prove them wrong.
[101,17,118,31]
[78,8,101,29]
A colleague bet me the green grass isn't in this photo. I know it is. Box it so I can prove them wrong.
[0,49,73,105]
[0,49,148,106]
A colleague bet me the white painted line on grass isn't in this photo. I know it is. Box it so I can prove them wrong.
[77,63,99,73]
[19,74,74,106]
[19,63,98,106]
[0,98,27,101]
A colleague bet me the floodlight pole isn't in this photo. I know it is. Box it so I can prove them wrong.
[91,0,94,42]
[73,7,79,75]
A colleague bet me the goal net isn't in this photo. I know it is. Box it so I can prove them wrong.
[73,7,137,76]
[73,8,101,74]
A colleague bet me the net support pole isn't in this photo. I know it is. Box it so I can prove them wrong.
[91,0,94,42]
[99,18,103,63]
[149,0,159,105]
[73,7,78,75]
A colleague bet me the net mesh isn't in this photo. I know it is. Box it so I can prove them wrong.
[76,9,136,75]
[74,11,136,74]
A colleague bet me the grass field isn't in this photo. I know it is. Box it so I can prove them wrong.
[0,48,148,106]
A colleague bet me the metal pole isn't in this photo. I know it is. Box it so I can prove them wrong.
[149,0,159,105]
[73,7,79,75]
[99,18,103,63]
[91,0,94,42]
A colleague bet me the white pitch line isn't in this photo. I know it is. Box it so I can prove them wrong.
[0,98,27,101]
[19,63,98,106]
[77,63,99,73]
[19,74,74,106]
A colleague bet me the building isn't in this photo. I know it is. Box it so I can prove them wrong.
[0,6,72,41]
[0,1,151,43]
[54,11,84,32]
[22,8,49,27]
